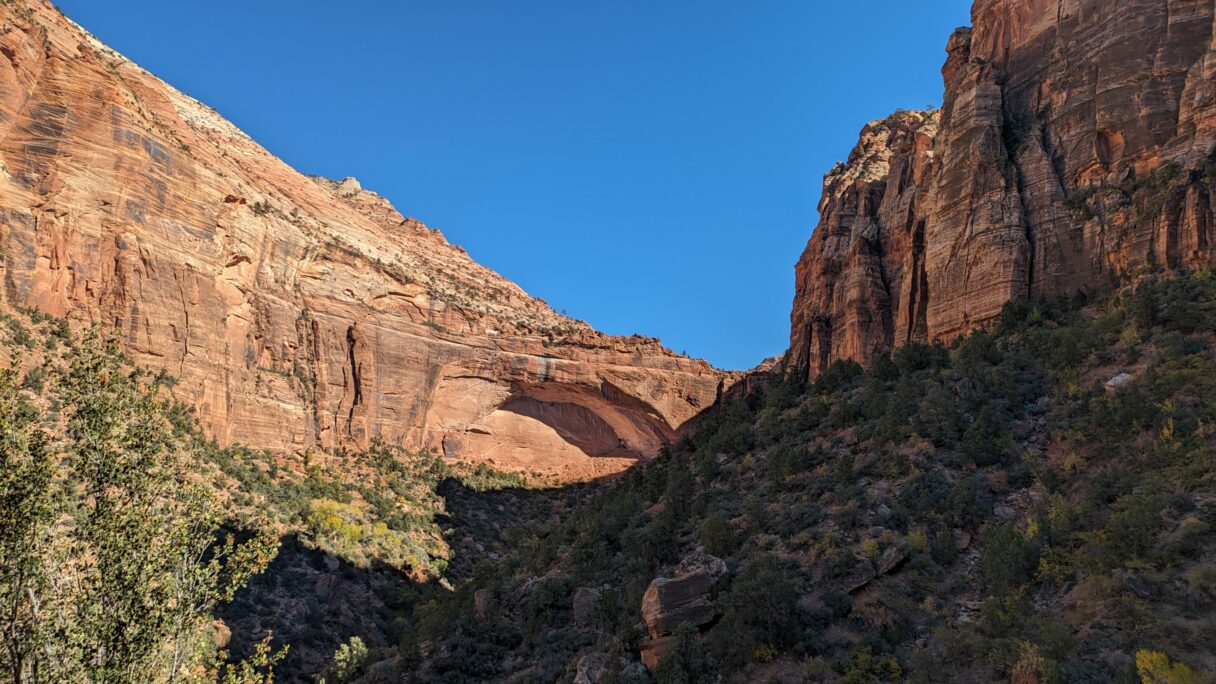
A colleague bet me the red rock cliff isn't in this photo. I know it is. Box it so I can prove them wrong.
[0,0,732,481]
[791,0,1216,380]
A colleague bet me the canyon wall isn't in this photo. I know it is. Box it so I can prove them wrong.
[0,0,730,481]
[791,0,1216,379]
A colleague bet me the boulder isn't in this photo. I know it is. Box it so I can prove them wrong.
[877,545,909,576]
[640,636,673,672]
[1105,372,1135,393]
[573,654,612,684]
[641,574,717,639]
[640,551,726,641]
[677,548,728,579]
[844,561,878,594]
[994,505,1018,521]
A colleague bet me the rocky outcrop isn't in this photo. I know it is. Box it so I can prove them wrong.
[791,0,1216,379]
[641,573,718,640]
[0,0,732,481]
[638,550,727,670]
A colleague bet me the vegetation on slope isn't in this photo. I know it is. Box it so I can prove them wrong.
[0,309,546,683]
[0,319,279,683]
[402,272,1216,683]
[5,269,1216,683]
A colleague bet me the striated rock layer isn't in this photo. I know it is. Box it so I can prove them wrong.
[791,0,1216,379]
[0,0,731,481]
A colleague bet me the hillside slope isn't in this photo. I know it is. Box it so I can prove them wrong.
[405,273,1216,684]
[0,0,729,482]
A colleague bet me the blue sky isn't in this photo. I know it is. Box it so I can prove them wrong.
[56,1,972,370]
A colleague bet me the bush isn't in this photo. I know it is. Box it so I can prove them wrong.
[656,623,712,684]
[0,334,278,682]
[963,404,1015,466]
[841,646,902,684]
[1135,649,1207,684]
[980,524,1039,593]
[320,636,368,683]
[700,512,737,557]
[712,555,801,667]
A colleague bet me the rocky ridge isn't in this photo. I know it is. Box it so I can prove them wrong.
[791,0,1216,379]
[0,0,732,481]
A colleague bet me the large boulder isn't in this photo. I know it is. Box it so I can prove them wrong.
[639,636,674,672]
[640,550,727,641]
[641,575,717,639]
[877,544,909,576]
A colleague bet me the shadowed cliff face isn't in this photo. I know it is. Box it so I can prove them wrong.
[791,0,1216,380]
[0,0,732,482]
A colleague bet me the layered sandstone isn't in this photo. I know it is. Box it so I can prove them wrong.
[0,0,730,481]
[791,0,1216,379]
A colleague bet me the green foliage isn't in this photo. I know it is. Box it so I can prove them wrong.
[0,361,54,684]
[319,636,368,684]
[207,438,529,579]
[700,512,737,557]
[655,623,711,684]
[709,555,802,669]
[814,359,863,394]
[963,404,1016,466]
[981,524,1040,593]
[0,332,278,683]
[1135,649,1209,684]
[219,634,288,684]
[385,276,1216,682]
[841,646,902,684]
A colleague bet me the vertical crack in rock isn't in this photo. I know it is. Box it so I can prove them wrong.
[905,218,929,345]
[345,324,362,436]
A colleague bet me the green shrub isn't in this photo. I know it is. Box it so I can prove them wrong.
[981,524,1040,593]
[700,512,737,557]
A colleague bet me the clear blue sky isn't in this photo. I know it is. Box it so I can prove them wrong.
[56,0,971,370]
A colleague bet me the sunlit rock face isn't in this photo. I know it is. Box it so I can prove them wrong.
[790,0,1216,380]
[0,0,731,482]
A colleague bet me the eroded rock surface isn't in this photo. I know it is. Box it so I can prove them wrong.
[639,550,727,669]
[0,0,731,481]
[791,0,1216,379]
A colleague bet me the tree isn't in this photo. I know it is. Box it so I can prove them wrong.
[656,623,710,684]
[0,333,278,682]
[320,636,368,684]
[220,634,288,684]
[963,404,1015,466]
[1135,650,1206,684]
[713,555,801,667]
[980,524,1039,594]
[841,646,902,684]
[0,361,54,684]
[699,512,737,557]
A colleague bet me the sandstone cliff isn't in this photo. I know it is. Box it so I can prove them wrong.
[0,0,730,481]
[791,0,1216,379]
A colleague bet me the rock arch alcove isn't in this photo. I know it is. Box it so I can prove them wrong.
[434,380,680,481]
